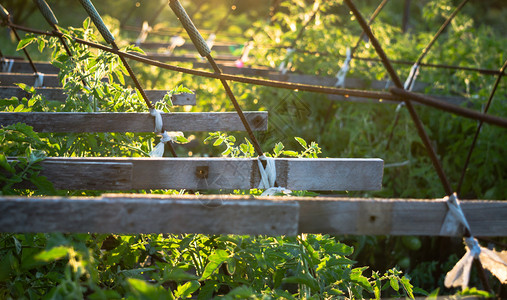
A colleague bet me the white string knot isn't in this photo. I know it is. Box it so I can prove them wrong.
[236,41,254,68]
[278,47,295,75]
[135,21,152,46]
[442,193,507,289]
[1,58,14,73]
[149,108,163,133]
[439,193,470,236]
[166,35,185,54]
[206,33,217,50]
[34,72,44,87]
[335,47,352,87]
[403,63,420,91]
[257,156,291,196]
[150,131,172,157]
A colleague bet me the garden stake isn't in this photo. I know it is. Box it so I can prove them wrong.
[344,0,492,291]
[344,0,452,196]
[321,0,389,135]
[78,0,177,157]
[33,0,89,88]
[168,0,265,158]
[0,3,39,74]
[386,0,469,151]
[457,58,507,196]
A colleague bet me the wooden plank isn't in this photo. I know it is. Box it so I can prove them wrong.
[0,111,267,132]
[0,87,196,106]
[138,41,238,52]
[9,157,383,191]
[0,194,299,235]
[0,73,61,87]
[142,53,238,62]
[192,62,429,92]
[298,197,507,236]
[7,61,59,74]
[0,194,504,236]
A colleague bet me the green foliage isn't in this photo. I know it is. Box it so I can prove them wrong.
[1,0,506,298]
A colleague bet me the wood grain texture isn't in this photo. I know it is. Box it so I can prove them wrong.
[0,194,299,235]
[0,111,267,132]
[0,87,196,106]
[139,41,236,52]
[8,61,59,74]
[142,53,238,62]
[0,73,61,87]
[192,62,428,91]
[11,157,383,191]
[0,194,504,236]
[297,197,507,236]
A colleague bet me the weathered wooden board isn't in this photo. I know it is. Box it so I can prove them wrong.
[192,62,428,91]
[0,111,267,132]
[138,41,238,52]
[0,87,196,106]
[298,197,507,236]
[0,194,299,235]
[0,194,504,236]
[8,157,383,191]
[142,53,238,62]
[0,73,60,87]
[4,61,60,74]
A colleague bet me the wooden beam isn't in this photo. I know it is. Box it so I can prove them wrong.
[142,53,238,63]
[0,194,504,236]
[8,157,383,191]
[0,87,196,106]
[192,62,428,91]
[0,111,267,132]
[138,41,238,52]
[0,73,60,87]
[0,194,299,235]
[6,61,59,74]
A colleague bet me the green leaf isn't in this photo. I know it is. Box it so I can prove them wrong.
[174,280,200,299]
[213,137,224,146]
[273,142,284,157]
[37,38,46,53]
[83,17,90,29]
[163,267,198,282]
[389,276,399,291]
[35,246,69,262]
[127,278,173,300]
[295,137,307,148]
[17,37,35,50]
[351,267,373,293]
[200,249,229,280]
[282,273,320,292]
[282,150,298,157]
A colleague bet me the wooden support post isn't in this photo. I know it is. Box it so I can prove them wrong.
[0,111,267,132]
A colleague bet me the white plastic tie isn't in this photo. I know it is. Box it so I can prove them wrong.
[1,58,14,73]
[206,33,216,50]
[149,108,163,133]
[335,47,352,87]
[257,156,291,196]
[166,35,185,54]
[149,131,184,157]
[443,193,507,289]
[236,41,254,68]
[135,21,152,46]
[403,63,420,91]
[395,102,405,113]
[34,72,44,87]
[278,47,295,75]
[439,193,470,236]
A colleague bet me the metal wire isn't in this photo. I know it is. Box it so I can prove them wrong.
[457,59,507,196]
